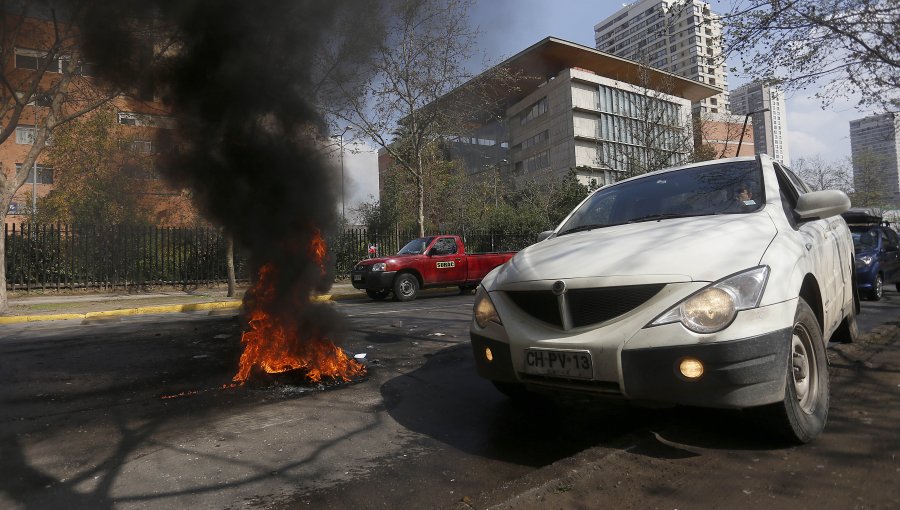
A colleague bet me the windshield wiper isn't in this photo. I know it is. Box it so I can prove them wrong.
[557,223,608,236]
[627,213,701,224]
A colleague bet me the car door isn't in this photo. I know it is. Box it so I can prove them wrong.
[426,237,467,284]
[881,228,900,283]
[776,164,844,334]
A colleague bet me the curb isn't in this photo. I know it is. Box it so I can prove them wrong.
[0,294,336,325]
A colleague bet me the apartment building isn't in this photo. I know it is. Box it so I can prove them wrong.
[850,112,900,203]
[380,38,719,191]
[729,81,790,165]
[594,0,728,115]
[1,10,193,225]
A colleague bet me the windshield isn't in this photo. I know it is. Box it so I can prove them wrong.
[397,237,434,255]
[557,160,764,236]
[851,229,879,251]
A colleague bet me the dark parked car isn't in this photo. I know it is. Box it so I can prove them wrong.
[842,208,900,300]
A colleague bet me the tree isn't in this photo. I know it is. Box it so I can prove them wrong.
[793,154,854,192]
[329,0,514,237]
[723,0,899,111]
[0,5,120,312]
[36,106,155,225]
[850,150,891,207]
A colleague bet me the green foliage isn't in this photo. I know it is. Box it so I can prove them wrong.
[39,107,154,226]
[360,166,592,235]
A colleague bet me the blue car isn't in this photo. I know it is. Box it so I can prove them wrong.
[848,222,900,301]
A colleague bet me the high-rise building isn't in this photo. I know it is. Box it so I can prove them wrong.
[594,0,728,115]
[849,112,900,204]
[729,81,790,165]
[378,38,719,192]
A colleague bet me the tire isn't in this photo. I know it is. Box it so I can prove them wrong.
[366,289,389,300]
[895,282,900,292]
[868,274,883,301]
[757,298,829,444]
[459,285,476,295]
[392,273,419,302]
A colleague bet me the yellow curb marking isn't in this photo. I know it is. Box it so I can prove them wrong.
[1,295,335,324]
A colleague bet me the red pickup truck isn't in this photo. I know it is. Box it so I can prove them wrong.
[351,235,516,301]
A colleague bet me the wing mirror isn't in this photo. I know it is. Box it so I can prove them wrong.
[795,190,851,220]
[537,230,554,242]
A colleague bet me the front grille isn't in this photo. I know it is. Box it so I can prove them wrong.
[506,284,666,329]
[354,264,372,272]
[505,290,562,327]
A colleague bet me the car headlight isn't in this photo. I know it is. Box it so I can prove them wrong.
[371,262,386,272]
[473,286,502,328]
[857,255,873,266]
[650,266,769,334]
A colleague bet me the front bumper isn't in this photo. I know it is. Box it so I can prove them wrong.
[471,327,792,409]
[350,270,397,291]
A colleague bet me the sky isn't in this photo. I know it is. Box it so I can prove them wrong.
[340,0,878,220]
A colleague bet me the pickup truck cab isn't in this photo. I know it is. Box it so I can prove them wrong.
[471,155,857,444]
[351,235,515,302]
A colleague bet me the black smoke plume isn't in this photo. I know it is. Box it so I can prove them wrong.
[71,0,383,331]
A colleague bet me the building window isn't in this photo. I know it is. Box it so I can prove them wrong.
[15,126,35,144]
[519,97,548,125]
[117,112,176,129]
[516,150,551,173]
[16,164,54,184]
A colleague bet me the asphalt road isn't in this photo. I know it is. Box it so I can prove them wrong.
[0,289,898,509]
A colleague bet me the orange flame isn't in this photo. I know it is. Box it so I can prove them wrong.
[232,230,365,384]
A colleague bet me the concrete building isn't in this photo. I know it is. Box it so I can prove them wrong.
[849,112,900,204]
[594,0,728,115]
[729,81,790,165]
[379,37,719,192]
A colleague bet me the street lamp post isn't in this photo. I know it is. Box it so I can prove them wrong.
[332,126,353,223]
[736,108,770,156]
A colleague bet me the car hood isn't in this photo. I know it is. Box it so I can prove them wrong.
[354,254,418,268]
[492,214,778,287]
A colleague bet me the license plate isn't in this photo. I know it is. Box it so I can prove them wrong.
[523,349,592,379]
[352,274,362,282]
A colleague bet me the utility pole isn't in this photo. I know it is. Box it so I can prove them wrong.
[736,108,769,156]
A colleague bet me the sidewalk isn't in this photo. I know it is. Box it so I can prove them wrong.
[0,282,367,324]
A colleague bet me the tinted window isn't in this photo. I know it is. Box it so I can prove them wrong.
[430,238,457,256]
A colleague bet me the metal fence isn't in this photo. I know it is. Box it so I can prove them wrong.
[5,224,540,291]
[4,224,248,291]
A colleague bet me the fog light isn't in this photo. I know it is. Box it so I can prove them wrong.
[484,347,494,362]
[679,358,704,379]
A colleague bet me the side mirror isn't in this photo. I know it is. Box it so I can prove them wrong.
[795,190,851,220]
[537,230,554,242]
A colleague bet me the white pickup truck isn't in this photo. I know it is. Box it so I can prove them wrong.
[471,155,857,444]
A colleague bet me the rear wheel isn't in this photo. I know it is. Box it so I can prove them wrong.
[757,298,829,444]
[868,274,883,301]
[366,289,389,300]
[392,273,419,302]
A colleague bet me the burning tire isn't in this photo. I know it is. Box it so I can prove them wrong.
[393,273,419,301]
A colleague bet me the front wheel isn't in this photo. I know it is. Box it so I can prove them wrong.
[392,273,419,302]
[757,298,829,444]
[868,274,883,301]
